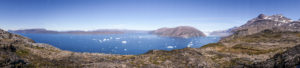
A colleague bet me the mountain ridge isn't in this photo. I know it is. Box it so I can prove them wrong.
[151,26,206,38]
[10,28,149,34]
[1,14,300,68]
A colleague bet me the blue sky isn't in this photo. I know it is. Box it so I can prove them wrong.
[0,0,300,32]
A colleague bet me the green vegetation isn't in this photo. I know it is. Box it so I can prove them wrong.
[227,44,283,55]
[16,49,30,56]
[149,55,171,65]
[297,33,300,37]
[201,43,224,48]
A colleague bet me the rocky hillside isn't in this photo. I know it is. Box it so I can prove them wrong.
[151,26,206,38]
[232,14,294,36]
[1,14,300,68]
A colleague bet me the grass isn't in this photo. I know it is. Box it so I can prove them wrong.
[223,44,283,55]
[297,33,300,37]
[16,49,30,57]
[200,43,224,49]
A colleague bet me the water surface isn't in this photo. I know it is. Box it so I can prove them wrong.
[17,33,220,55]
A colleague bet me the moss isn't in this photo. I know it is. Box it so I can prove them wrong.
[201,43,224,49]
[16,49,30,57]
[34,46,44,49]
[211,55,224,61]
[148,55,170,65]
[297,33,300,37]
[219,60,237,68]
[227,44,283,55]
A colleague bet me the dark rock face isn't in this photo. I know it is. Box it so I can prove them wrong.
[151,26,206,38]
[251,44,300,68]
[233,14,293,36]
[257,14,267,19]
[273,21,300,32]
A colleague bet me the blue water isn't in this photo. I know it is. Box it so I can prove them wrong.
[16,33,220,55]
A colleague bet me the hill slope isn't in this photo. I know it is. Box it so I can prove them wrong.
[1,14,300,68]
[151,26,206,38]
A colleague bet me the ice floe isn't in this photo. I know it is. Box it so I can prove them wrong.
[122,41,127,44]
[167,46,174,49]
[115,38,121,40]
[187,42,193,47]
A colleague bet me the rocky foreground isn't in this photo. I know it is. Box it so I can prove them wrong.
[1,14,300,68]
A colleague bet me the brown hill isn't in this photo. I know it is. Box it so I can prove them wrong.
[151,26,206,38]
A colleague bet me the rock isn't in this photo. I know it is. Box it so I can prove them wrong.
[151,26,206,38]
[1,14,300,68]
[257,14,267,19]
[232,14,294,36]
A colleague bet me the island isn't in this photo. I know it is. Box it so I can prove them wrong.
[151,26,206,38]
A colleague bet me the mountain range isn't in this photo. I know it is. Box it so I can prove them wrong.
[9,29,149,34]
[1,14,300,68]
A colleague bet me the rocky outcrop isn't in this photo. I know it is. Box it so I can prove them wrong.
[250,44,300,68]
[151,26,206,38]
[232,14,293,36]
[1,14,300,68]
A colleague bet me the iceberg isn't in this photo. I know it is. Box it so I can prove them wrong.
[187,42,193,47]
[122,41,127,44]
[167,46,174,48]
[115,38,121,40]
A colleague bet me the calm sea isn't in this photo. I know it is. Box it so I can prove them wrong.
[16,33,220,55]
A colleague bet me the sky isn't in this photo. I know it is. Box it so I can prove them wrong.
[0,0,300,32]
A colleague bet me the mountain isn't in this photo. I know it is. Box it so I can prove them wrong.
[9,29,148,34]
[232,14,294,36]
[151,26,206,38]
[209,27,237,37]
[1,14,300,68]
[9,28,60,34]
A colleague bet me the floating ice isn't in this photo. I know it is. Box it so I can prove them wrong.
[99,40,102,43]
[124,49,127,51]
[138,36,142,39]
[110,37,113,39]
[122,41,127,44]
[115,38,121,40]
[187,42,193,47]
[167,46,174,49]
[103,38,110,41]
